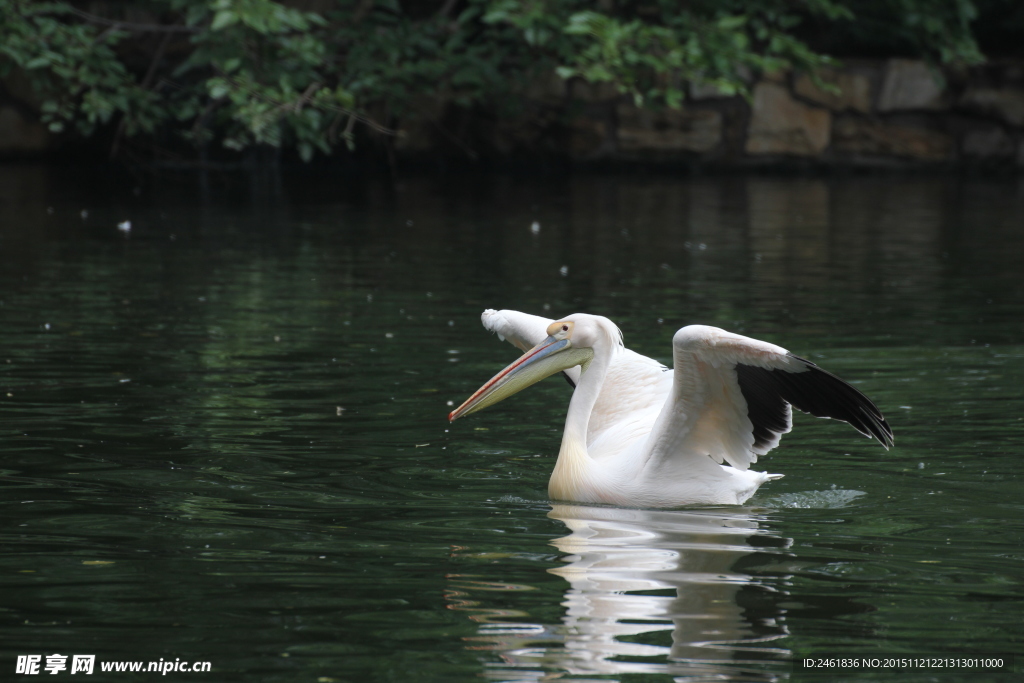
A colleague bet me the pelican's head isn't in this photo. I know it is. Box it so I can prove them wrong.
[448,314,620,422]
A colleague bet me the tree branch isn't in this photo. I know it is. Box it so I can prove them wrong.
[111,31,174,159]
[215,73,397,136]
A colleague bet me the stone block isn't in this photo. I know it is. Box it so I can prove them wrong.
[760,69,789,84]
[962,127,1015,158]
[616,105,722,154]
[523,70,568,105]
[568,117,613,158]
[959,87,1024,127]
[832,117,951,161]
[688,67,751,100]
[689,81,731,100]
[877,59,945,111]
[0,106,49,153]
[793,68,872,113]
[745,82,830,156]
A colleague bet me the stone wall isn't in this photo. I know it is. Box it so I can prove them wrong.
[4,58,1024,168]
[397,58,1024,169]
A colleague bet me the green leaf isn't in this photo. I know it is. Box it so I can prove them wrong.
[208,79,231,99]
[717,15,747,31]
[211,10,237,31]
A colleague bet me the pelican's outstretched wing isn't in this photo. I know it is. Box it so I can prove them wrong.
[643,325,892,472]
[481,309,582,386]
[481,309,554,352]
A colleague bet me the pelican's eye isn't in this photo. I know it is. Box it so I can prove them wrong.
[546,320,574,339]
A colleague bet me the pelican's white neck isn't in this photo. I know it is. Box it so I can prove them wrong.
[549,345,614,502]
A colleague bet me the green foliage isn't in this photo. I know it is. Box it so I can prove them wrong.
[0,0,987,162]
[491,0,857,107]
[799,0,984,64]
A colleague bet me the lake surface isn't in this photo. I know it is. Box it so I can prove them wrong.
[1,165,1022,681]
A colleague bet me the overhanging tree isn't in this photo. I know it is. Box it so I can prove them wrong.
[0,0,986,162]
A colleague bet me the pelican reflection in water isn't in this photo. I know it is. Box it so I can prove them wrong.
[448,504,791,681]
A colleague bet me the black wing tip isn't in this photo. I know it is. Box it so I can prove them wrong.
[739,358,895,451]
[849,409,894,450]
[794,358,895,449]
[862,408,894,449]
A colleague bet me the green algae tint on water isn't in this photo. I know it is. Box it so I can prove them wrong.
[0,166,1022,682]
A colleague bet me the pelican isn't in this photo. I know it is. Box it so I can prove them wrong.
[449,310,892,507]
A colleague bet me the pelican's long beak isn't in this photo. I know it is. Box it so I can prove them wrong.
[449,336,589,422]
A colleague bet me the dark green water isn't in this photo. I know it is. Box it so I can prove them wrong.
[1,166,1022,682]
